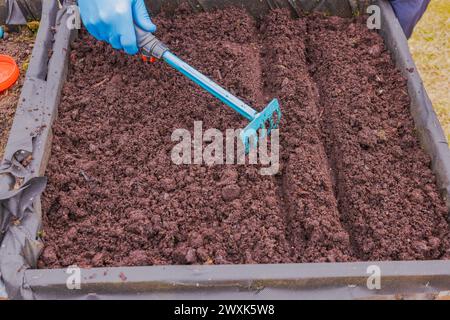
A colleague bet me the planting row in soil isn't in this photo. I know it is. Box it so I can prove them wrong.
[0,28,35,159]
[39,6,450,269]
[306,14,450,261]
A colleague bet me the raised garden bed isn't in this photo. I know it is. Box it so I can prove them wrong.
[1,0,450,300]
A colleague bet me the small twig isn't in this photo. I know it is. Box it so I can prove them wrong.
[92,77,109,88]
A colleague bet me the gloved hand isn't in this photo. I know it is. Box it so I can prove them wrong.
[390,0,430,39]
[78,0,156,55]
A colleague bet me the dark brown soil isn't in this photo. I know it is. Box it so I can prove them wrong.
[306,14,450,261]
[39,7,450,268]
[0,28,34,159]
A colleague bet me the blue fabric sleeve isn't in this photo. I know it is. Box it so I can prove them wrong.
[389,0,430,38]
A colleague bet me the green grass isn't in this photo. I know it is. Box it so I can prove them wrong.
[409,0,450,143]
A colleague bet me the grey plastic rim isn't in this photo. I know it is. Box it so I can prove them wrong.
[0,0,449,300]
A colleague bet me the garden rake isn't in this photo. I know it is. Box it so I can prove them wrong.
[135,26,282,153]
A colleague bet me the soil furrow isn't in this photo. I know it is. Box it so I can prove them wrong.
[306,14,450,261]
[260,11,355,262]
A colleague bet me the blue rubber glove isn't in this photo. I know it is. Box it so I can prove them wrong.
[78,0,156,55]
[389,0,430,39]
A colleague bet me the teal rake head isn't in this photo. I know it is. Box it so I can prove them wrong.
[135,26,282,153]
[240,99,282,153]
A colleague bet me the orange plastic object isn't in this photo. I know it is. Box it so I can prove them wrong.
[141,55,157,63]
[0,54,20,92]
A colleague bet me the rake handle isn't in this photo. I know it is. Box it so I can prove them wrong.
[134,25,259,121]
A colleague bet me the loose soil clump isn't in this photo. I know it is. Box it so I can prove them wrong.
[40,7,450,268]
[0,28,34,159]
